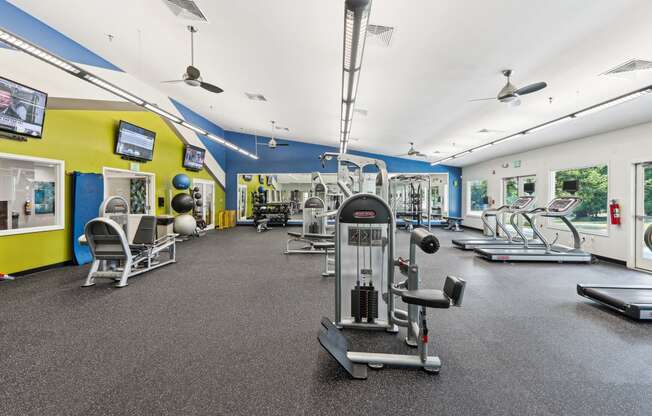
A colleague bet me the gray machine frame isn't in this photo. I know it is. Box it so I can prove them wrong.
[82,217,176,288]
[284,196,334,255]
[322,193,466,377]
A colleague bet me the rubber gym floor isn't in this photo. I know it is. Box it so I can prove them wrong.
[1,226,651,416]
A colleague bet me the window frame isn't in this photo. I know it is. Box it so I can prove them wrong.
[0,152,65,237]
[548,162,610,237]
[466,178,488,217]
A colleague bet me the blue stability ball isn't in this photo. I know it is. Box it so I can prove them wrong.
[172,193,194,213]
[172,174,191,190]
[258,185,265,193]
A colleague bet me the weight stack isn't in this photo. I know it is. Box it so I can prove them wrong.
[351,282,379,323]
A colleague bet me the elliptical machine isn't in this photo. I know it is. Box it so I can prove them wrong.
[318,193,466,379]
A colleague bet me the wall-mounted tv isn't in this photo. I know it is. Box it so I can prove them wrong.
[0,76,48,139]
[183,145,205,171]
[115,121,156,162]
[523,182,535,194]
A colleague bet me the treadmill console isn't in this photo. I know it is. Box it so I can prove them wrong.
[510,196,535,210]
[546,197,580,214]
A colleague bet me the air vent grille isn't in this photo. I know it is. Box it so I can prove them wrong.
[162,0,208,22]
[245,92,267,102]
[275,125,290,132]
[366,25,394,47]
[603,59,652,75]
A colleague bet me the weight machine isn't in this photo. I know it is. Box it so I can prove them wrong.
[318,193,466,378]
[81,196,177,288]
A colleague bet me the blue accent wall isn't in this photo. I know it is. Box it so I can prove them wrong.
[0,0,122,71]
[170,98,227,177]
[222,131,462,217]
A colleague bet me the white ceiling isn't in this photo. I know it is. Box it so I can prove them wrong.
[10,0,652,166]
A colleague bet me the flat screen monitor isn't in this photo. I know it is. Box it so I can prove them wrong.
[0,76,48,138]
[183,145,205,171]
[562,180,579,194]
[523,182,535,194]
[115,121,156,161]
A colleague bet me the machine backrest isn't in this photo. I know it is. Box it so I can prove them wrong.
[132,216,157,245]
[84,217,131,261]
[443,276,466,306]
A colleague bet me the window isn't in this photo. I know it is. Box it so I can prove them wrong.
[467,179,488,215]
[503,177,519,206]
[0,152,64,236]
[552,165,608,234]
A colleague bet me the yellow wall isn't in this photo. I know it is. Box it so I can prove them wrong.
[0,108,225,274]
[238,174,274,218]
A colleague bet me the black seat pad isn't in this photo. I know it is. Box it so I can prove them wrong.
[400,289,451,308]
[312,241,335,249]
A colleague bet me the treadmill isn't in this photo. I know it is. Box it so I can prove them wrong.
[474,189,593,263]
[577,227,652,320]
[453,196,539,250]
[451,200,522,250]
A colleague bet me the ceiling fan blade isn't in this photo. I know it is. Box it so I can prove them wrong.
[468,97,496,102]
[514,81,547,96]
[200,82,224,94]
[186,65,201,80]
[161,80,186,84]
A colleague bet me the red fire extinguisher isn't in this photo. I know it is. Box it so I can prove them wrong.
[609,199,621,225]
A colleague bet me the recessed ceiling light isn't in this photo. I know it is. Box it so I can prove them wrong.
[245,92,267,102]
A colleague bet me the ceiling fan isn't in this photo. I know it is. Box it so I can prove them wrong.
[256,121,290,149]
[397,142,427,158]
[469,69,547,106]
[161,26,223,94]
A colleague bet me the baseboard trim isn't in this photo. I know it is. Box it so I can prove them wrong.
[594,255,626,266]
[11,261,73,277]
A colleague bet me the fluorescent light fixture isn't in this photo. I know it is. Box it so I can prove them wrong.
[144,103,181,123]
[224,141,238,150]
[207,133,225,144]
[84,75,144,105]
[574,88,652,118]
[339,0,371,155]
[473,143,494,151]
[180,121,207,135]
[525,116,572,134]
[237,148,249,156]
[494,132,525,144]
[431,156,454,165]
[0,28,81,75]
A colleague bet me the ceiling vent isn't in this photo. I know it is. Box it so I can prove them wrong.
[162,0,208,22]
[353,108,368,116]
[245,92,267,102]
[275,125,290,132]
[602,59,652,76]
[477,128,503,134]
[366,25,394,47]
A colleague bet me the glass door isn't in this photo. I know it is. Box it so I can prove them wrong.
[635,163,652,271]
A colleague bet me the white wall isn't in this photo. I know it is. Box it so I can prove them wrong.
[461,121,652,266]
